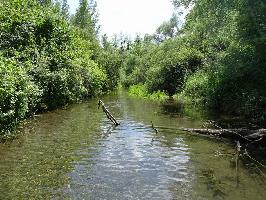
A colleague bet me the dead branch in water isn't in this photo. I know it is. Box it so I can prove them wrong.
[179,128,266,142]
[152,125,266,142]
[152,122,266,174]
[151,121,158,134]
[98,100,119,126]
[235,141,241,187]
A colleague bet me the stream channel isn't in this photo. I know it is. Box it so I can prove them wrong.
[0,91,265,200]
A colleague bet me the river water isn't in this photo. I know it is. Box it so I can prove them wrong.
[0,91,265,200]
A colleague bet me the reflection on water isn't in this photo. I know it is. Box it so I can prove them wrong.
[66,120,193,200]
[0,90,265,200]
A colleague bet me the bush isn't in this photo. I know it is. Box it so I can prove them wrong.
[96,48,122,91]
[178,70,210,105]
[128,84,148,98]
[128,84,167,101]
[0,0,111,135]
[146,43,203,95]
[0,56,41,133]
[181,41,266,119]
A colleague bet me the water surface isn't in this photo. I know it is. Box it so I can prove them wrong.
[0,91,265,199]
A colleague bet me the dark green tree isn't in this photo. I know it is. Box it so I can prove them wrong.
[38,0,52,6]
[73,0,92,29]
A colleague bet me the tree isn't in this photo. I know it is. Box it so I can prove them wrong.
[89,0,100,35]
[101,34,111,50]
[61,0,69,19]
[155,13,180,41]
[73,1,100,33]
[38,0,52,6]
[172,0,194,8]
[0,0,110,134]
[73,0,91,29]
[179,0,266,118]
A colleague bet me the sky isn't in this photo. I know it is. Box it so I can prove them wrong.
[68,0,176,38]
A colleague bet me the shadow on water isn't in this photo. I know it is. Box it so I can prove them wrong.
[0,90,265,199]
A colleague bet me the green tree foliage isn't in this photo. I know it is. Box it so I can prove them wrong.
[155,13,180,41]
[180,0,266,118]
[61,0,70,19]
[0,0,116,134]
[121,35,202,96]
[0,56,41,133]
[89,0,100,35]
[122,0,266,121]
[38,0,52,6]
[97,35,122,90]
[145,40,202,95]
[120,35,156,87]
[72,0,99,38]
[73,0,92,29]
[71,0,100,60]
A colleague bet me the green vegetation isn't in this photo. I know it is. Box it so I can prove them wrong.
[120,0,266,123]
[0,0,121,136]
[128,84,168,101]
[1,0,265,136]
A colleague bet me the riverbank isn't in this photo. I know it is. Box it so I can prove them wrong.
[128,84,266,126]
[127,85,266,149]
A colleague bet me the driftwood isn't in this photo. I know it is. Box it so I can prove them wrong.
[152,125,266,142]
[235,141,241,187]
[179,128,266,142]
[183,128,266,171]
[152,123,266,172]
[151,121,158,134]
[98,100,119,126]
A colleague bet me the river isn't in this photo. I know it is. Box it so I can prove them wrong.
[0,91,265,199]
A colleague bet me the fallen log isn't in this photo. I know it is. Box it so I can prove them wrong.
[152,125,266,142]
[179,128,266,142]
[98,100,120,126]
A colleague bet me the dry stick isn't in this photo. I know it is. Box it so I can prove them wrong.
[244,149,266,170]
[243,148,266,177]
[152,122,265,174]
[153,121,266,176]
[151,125,266,142]
[235,141,241,187]
[151,121,158,133]
[98,100,120,126]
[181,128,254,142]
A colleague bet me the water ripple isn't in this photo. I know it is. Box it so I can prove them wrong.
[66,120,193,200]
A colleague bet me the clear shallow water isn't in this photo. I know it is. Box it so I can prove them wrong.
[0,91,265,199]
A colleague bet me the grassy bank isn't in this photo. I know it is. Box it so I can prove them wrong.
[128,84,168,102]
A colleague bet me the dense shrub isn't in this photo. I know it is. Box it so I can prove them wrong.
[96,49,122,91]
[120,37,156,87]
[0,0,114,134]
[179,0,266,119]
[122,0,265,122]
[128,84,167,101]
[146,43,203,95]
[0,56,41,133]
[121,38,203,96]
